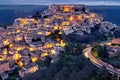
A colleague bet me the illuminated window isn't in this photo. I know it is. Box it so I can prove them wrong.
[16,47,22,51]
[37,32,42,35]
[75,15,82,21]
[9,43,14,48]
[29,47,35,52]
[14,53,22,60]
[41,52,48,57]
[17,61,23,67]
[3,39,10,45]
[31,57,38,63]
[69,16,74,21]
[46,32,51,36]
[90,13,96,18]
[51,49,55,55]
[16,37,22,41]
[63,6,73,12]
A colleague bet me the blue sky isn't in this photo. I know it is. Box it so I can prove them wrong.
[0,0,120,5]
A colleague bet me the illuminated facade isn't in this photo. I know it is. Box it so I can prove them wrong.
[49,4,87,13]
[19,63,38,78]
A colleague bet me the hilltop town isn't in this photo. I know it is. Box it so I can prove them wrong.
[0,4,120,80]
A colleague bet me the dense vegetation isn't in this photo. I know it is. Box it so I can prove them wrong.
[93,45,120,69]
[23,36,118,80]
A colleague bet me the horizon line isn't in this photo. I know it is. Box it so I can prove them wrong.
[1,4,120,6]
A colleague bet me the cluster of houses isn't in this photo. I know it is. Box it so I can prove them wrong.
[0,4,117,79]
[41,4,103,35]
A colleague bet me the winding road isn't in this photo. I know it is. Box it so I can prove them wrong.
[83,47,120,75]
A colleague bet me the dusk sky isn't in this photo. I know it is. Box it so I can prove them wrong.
[0,0,120,5]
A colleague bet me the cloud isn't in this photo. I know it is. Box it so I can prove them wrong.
[0,0,120,5]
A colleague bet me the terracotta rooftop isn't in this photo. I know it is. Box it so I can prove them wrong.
[112,38,120,45]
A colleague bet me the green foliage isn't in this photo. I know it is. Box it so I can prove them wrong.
[92,48,99,58]
[8,68,19,80]
[23,40,115,80]
[65,42,85,55]
[54,67,70,80]
[95,67,112,80]
[108,58,120,68]
[93,45,109,59]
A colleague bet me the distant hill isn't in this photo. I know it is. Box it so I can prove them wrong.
[0,5,120,26]
[0,5,48,25]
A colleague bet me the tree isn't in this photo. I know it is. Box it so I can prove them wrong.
[54,67,70,80]
[93,45,109,59]
[95,66,111,80]
[75,55,87,69]
[109,59,120,68]
[44,56,52,67]
[68,70,79,80]
[78,64,96,80]
[111,73,118,80]
[23,74,33,80]
[46,60,63,80]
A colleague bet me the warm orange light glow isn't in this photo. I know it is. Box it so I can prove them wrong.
[69,16,74,21]
[41,52,48,57]
[32,19,38,24]
[76,15,82,21]
[46,32,51,36]
[63,6,73,12]
[58,31,62,35]
[56,43,61,46]
[29,47,35,52]
[21,18,27,25]
[14,53,22,60]
[16,47,22,51]
[84,15,89,19]
[62,22,70,26]
[55,15,62,19]
[16,29,20,33]
[37,32,42,35]
[90,13,95,18]
[3,51,8,55]
[3,39,9,45]
[21,18,25,22]
[31,57,38,63]
[54,26,59,30]
[29,66,38,73]
[44,18,50,22]
[106,42,111,45]
[17,61,23,67]
[51,50,55,55]
[0,57,4,61]
[60,40,66,47]
[16,37,22,41]
[45,43,54,48]
[59,26,63,30]
[9,44,14,48]
[63,27,67,30]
